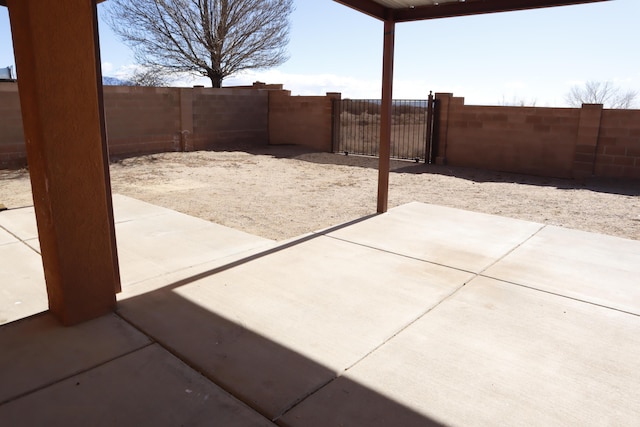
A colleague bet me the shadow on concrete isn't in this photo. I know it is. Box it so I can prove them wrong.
[107,211,448,425]
[115,280,446,426]
[0,211,446,425]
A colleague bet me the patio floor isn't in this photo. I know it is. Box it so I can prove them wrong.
[1,195,639,426]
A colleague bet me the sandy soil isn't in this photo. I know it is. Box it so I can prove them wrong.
[1,146,639,241]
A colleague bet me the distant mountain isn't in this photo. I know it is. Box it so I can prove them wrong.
[102,76,133,86]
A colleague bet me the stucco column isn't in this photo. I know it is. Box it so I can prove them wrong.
[7,0,120,325]
[377,19,395,214]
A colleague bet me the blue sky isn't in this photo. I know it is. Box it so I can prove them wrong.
[1,0,638,106]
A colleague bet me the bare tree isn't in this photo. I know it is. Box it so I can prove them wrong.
[127,67,174,87]
[499,95,537,107]
[105,0,294,88]
[565,81,637,109]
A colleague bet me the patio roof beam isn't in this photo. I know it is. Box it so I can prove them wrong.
[333,0,390,20]
[334,0,610,22]
[393,0,611,22]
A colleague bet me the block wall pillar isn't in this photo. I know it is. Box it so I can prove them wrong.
[179,88,194,151]
[572,103,603,179]
[434,93,454,165]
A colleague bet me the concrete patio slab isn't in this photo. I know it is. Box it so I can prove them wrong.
[0,313,151,404]
[0,227,17,246]
[115,207,274,286]
[281,276,640,427]
[0,242,47,324]
[0,195,274,324]
[111,193,175,223]
[325,202,543,273]
[2,197,638,426]
[0,343,275,427]
[117,233,474,419]
[0,206,37,241]
[484,225,640,315]
[23,237,40,253]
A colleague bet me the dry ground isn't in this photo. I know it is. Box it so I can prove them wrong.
[1,146,639,241]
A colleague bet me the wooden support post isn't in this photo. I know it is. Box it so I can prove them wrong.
[8,0,120,325]
[377,19,395,214]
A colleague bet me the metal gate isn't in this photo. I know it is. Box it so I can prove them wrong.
[332,94,437,163]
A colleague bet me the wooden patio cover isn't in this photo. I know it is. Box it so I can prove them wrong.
[2,0,610,325]
[335,0,608,21]
[333,0,610,213]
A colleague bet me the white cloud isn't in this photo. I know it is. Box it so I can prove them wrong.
[503,80,527,90]
[224,70,381,98]
[103,65,558,106]
[565,79,586,86]
[226,70,449,100]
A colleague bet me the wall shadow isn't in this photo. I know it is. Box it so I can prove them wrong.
[389,162,640,197]
[107,143,639,198]
[221,145,640,198]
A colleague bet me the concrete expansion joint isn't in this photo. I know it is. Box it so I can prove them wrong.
[111,310,279,421]
[271,375,337,423]
[271,274,476,424]
[477,223,546,277]
[0,220,41,256]
[481,276,640,319]
[0,335,155,408]
[324,233,478,275]
[114,311,159,346]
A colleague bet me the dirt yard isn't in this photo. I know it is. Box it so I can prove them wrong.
[1,146,639,241]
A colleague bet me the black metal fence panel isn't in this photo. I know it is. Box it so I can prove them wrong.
[332,97,436,162]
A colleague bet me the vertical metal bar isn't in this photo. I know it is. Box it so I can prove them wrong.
[377,19,395,213]
[422,100,427,161]
[396,101,401,158]
[357,100,361,155]
[331,99,336,152]
[339,99,343,153]
[345,101,354,153]
[367,100,372,156]
[360,99,364,155]
[362,99,367,156]
[399,101,402,159]
[405,101,409,159]
[333,99,344,152]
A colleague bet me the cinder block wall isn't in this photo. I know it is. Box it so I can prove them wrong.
[436,94,581,178]
[104,86,182,156]
[268,90,340,152]
[3,83,639,179]
[0,84,271,167]
[597,110,640,179]
[0,83,26,167]
[435,93,640,179]
[192,87,269,150]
